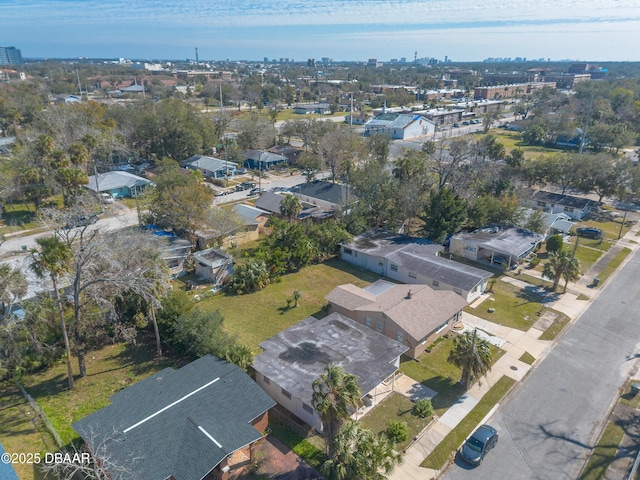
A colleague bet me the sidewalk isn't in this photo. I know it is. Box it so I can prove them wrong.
[390,222,640,480]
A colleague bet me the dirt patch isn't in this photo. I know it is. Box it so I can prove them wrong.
[247,436,323,480]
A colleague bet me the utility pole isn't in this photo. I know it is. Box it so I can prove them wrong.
[578,96,593,155]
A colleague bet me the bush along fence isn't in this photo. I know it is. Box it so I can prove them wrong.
[16,383,63,448]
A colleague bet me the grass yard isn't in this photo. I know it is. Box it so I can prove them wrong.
[194,259,382,351]
[360,392,433,451]
[578,421,625,480]
[620,380,640,409]
[538,313,572,341]
[489,130,563,160]
[596,247,632,285]
[465,281,546,331]
[421,375,516,471]
[0,202,40,233]
[399,336,505,417]
[519,351,536,365]
[572,245,606,273]
[268,419,327,470]
[0,385,58,480]
[22,340,176,445]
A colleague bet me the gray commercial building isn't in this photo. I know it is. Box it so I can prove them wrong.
[0,47,24,66]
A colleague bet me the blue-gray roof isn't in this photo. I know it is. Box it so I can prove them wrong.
[295,181,355,205]
[85,171,151,193]
[73,356,275,480]
[182,155,238,173]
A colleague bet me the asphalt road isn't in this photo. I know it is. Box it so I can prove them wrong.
[444,247,640,480]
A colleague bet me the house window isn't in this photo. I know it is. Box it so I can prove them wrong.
[408,272,417,279]
[365,317,372,328]
[432,280,440,287]
[376,321,383,333]
[436,320,449,334]
[390,264,398,272]
[281,388,292,399]
[263,375,270,385]
[378,261,384,267]
[396,331,404,342]
[343,248,353,255]
[302,403,314,414]
[536,201,546,208]
[563,206,574,213]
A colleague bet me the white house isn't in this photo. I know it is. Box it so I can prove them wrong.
[253,313,407,432]
[364,113,435,140]
[522,190,598,220]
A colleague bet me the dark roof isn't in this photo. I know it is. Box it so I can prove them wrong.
[243,150,287,164]
[295,181,355,206]
[73,356,275,480]
[255,191,284,214]
[532,190,595,209]
[253,313,407,405]
[452,227,545,258]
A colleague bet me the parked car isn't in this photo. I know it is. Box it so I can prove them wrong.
[248,187,265,196]
[453,122,461,128]
[236,167,248,174]
[491,256,513,269]
[462,120,471,125]
[65,214,98,229]
[100,193,114,204]
[459,424,498,465]
[576,227,603,239]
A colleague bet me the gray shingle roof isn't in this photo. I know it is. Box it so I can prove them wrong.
[452,227,545,258]
[73,356,275,480]
[532,190,595,209]
[295,181,355,205]
[253,313,407,405]
[254,191,283,214]
[85,171,151,193]
[182,155,238,173]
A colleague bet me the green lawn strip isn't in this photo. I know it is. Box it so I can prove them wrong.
[195,259,382,352]
[578,421,625,480]
[421,376,516,471]
[519,351,536,365]
[464,281,545,331]
[268,419,327,469]
[619,380,640,409]
[0,385,58,480]
[507,272,554,289]
[359,392,432,452]
[573,245,606,273]
[22,342,174,445]
[400,337,505,417]
[595,247,632,285]
[577,293,590,301]
[538,311,571,341]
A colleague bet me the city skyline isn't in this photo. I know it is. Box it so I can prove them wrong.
[1,0,640,62]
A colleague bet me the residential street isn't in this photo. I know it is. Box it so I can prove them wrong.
[443,246,640,480]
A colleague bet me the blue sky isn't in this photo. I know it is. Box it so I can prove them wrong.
[2,0,640,61]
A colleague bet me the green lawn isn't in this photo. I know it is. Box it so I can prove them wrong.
[194,259,382,351]
[22,340,176,445]
[579,421,625,480]
[619,380,640,409]
[268,419,327,469]
[360,392,433,451]
[421,376,516,471]
[519,351,536,365]
[538,313,572,341]
[596,247,632,285]
[572,245,605,273]
[465,281,546,331]
[399,336,504,417]
[0,385,58,480]
[0,202,40,233]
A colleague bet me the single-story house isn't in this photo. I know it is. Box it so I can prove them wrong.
[268,145,305,164]
[254,191,285,216]
[344,113,373,125]
[85,171,152,198]
[243,150,288,171]
[143,226,194,278]
[225,204,271,246]
[340,229,491,303]
[521,209,576,238]
[293,103,331,114]
[253,313,408,432]
[364,113,435,140]
[326,280,466,359]
[181,155,238,180]
[522,190,597,220]
[449,227,544,269]
[193,248,234,285]
[254,192,332,222]
[292,181,356,211]
[73,355,275,480]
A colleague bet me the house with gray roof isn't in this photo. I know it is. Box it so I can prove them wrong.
[449,226,544,269]
[73,355,275,480]
[326,280,466,359]
[293,180,355,211]
[340,229,491,303]
[181,155,238,179]
[521,209,576,238]
[364,113,435,140]
[243,150,288,170]
[85,171,152,198]
[253,313,407,432]
[522,190,598,220]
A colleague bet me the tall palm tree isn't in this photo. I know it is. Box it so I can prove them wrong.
[542,249,581,292]
[447,329,492,390]
[30,236,75,389]
[312,364,362,458]
[321,420,402,480]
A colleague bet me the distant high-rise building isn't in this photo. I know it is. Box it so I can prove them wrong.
[307,58,316,67]
[400,57,407,63]
[321,57,331,65]
[0,46,24,66]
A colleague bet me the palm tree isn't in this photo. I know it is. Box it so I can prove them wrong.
[321,420,402,480]
[542,249,581,292]
[30,236,75,389]
[293,290,302,308]
[447,329,492,390]
[279,193,302,221]
[312,364,363,458]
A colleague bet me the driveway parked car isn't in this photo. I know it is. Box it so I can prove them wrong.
[576,227,603,239]
[65,214,98,229]
[459,424,498,465]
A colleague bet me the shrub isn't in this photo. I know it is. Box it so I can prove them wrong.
[413,399,433,418]
[386,420,408,444]
[546,234,564,253]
